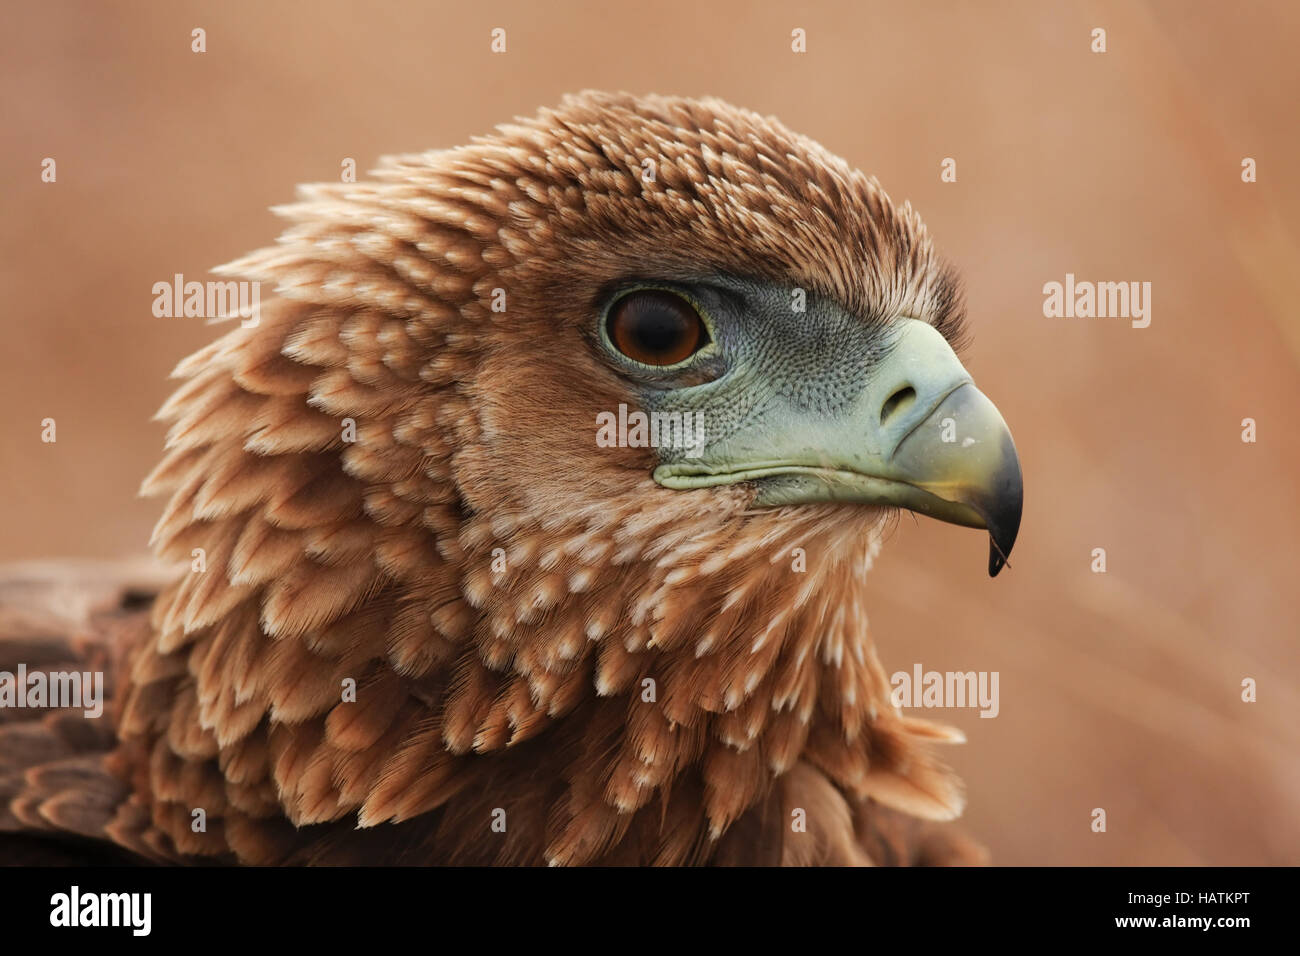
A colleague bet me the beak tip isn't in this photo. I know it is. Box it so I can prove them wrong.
[983,437,1022,579]
[986,517,1019,577]
[988,540,1006,577]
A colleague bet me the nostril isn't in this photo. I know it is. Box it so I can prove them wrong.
[880,386,916,425]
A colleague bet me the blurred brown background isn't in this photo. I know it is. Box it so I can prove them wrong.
[2,1,1297,864]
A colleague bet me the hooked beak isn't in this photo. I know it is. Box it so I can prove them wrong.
[653,320,1023,576]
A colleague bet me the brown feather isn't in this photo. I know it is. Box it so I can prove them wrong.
[2,92,983,866]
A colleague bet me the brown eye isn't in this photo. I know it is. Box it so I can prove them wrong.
[606,290,708,366]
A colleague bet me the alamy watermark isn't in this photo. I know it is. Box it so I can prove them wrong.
[50,886,151,936]
[595,403,706,458]
[891,663,999,718]
[0,664,103,718]
[1042,273,1151,328]
[152,273,260,327]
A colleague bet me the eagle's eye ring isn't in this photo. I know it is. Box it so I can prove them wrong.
[604,288,711,368]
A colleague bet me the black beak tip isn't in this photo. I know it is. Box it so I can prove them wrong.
[981,429,1023,578]
[985,444,1023,578]
[986,512,1021,578]
[988,538,1011,577]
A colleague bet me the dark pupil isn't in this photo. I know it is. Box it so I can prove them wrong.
[625,293,692,355]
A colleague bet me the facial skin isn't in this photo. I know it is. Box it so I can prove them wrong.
[591,275,1021,574]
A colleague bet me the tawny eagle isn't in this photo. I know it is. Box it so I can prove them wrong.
[0,91,1020,865]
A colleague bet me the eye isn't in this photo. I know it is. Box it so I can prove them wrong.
[606,289,709,367]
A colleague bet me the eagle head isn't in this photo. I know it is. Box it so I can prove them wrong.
[136,91,1021,865]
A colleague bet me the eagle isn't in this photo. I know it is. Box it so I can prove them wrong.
[0,91,1021,866]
